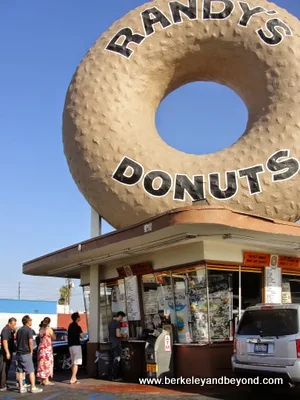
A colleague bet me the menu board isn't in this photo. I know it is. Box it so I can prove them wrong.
[265,267,282,303]
[125,276,141,321]
[143,291,159,315]
[110,281,126,315]
[282,281,292,304]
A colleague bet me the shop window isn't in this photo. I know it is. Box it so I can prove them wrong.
[172,266,208,344]
[99,277,143,341]
[207,268,262,342]
[207,270,234,342]
[282,274,300,303]
[241,272,261,309]
[142,272,172,331]
[142,267,209,344]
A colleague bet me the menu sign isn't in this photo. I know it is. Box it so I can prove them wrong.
[125,276,141,321]
[278,256,300,269]
[130,262,153,275]
[143,291,159,315]
[117,262,153,277]
[282,281,292,304]
[265,266,282,303]
[244,252,300,270]
[243,252,270,267]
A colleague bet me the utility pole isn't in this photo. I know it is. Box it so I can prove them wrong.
[18,282,21,300]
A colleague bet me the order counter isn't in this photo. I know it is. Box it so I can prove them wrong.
[121,340,146,382]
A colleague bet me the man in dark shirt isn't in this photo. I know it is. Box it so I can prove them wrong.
[16,315,42,394]
[0,317,17,391]
[108,311,127,381]
[68,312,84,384]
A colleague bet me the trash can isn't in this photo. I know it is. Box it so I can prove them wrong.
[96,351,111,380]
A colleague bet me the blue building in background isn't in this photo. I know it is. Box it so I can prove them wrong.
[0,299,57,332]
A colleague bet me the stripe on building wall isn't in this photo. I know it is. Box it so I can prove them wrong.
[0,299,57,314]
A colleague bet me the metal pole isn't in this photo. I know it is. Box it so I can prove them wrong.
[18,282,21,300]
[91,208,102,237]
[68,279,71,306]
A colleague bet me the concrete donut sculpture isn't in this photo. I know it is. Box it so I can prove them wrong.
[63,0,300,229]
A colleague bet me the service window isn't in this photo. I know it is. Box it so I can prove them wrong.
[142,272,172,331]
[99,277,143,341]
[171,266,208,344]
[282,274,300,303]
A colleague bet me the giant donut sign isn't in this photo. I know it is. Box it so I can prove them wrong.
[63,0,300,229]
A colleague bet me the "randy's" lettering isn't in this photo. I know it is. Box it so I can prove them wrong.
[105,0,293,59]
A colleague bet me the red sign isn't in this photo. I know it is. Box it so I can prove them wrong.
[130,262,153,276]
[164,334,171,352]
[278,256,300,269]
[243,252,270,267]
[117,262,153,278]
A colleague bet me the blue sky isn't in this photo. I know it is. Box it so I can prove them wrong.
[0,0,299,310]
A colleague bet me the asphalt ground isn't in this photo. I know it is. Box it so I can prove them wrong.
[1,364,300,400]
[1,385,300,400]
[1,374,300,400]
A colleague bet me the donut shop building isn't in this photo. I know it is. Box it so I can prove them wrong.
[23,205,300,381]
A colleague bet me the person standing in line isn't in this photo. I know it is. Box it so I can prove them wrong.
[36,317,56,385]
[108,311,127,382]
[68,312,84,384]
[16,315,43,394]
[0,318,17,391]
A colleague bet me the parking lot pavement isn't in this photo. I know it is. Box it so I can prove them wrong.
[2,381,300,400]
[3,370,300,399]
[0,385,244,400]
[1,386,300,400]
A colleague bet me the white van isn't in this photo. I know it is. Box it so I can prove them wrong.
[232,304,300,386]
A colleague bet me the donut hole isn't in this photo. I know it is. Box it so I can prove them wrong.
[155,82,248,155]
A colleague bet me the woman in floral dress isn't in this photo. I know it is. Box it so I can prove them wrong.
[36,317,56,385]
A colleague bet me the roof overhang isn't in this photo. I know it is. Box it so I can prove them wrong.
[23,206,300,278]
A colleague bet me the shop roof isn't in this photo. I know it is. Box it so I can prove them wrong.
[23,206,300,279]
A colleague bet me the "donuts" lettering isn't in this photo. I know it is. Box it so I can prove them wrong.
[63,0,300,229]
[112,150,300,201]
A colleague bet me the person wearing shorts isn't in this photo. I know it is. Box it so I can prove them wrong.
[16,315,42,394]
[68,312,83,384]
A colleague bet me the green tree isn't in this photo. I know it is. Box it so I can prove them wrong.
[58,285,70,305]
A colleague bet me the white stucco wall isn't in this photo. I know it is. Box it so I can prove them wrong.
[0,313,57,334]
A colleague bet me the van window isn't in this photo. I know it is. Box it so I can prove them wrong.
[237,309,298,336]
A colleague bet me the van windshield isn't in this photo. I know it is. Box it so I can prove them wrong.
[238,309,298,336]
